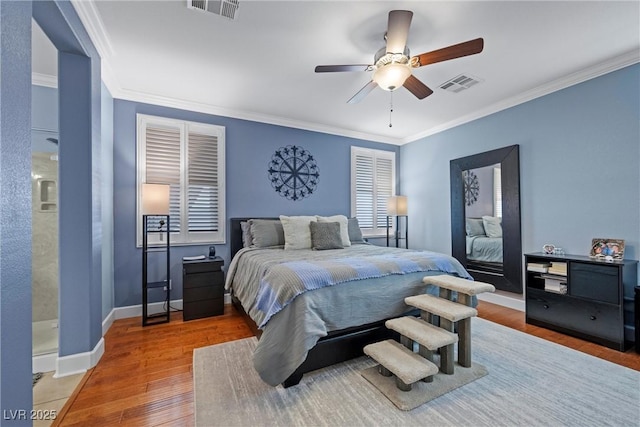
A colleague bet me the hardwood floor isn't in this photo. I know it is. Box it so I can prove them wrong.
[55,301,639,426]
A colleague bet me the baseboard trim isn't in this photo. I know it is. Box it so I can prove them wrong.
[42,295,234,375]
[54,337,105,378]
[102,309,115,337]
[33,352,57,374]
[478,292,525,312]
[113,299,184,320]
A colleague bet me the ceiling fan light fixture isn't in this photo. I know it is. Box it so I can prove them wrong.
[373,63,411,91]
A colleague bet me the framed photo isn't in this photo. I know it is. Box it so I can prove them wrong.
[590,238,625,260]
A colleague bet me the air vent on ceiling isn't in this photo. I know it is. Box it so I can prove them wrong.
[187,0,239,20]
[439,74,483,93]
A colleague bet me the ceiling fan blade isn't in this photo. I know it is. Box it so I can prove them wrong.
[411,38,484,68]
[386,10,413,54]
[403,75,433,99]
[315,65,371,73]
[347,81,378,104]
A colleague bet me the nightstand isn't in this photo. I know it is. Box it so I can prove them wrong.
[182,257,224,321]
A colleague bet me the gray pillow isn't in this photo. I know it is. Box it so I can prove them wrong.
[249,219,285,248]
[465,218,486,237]
[240,221,253,248]
[482,216,503,238]
[347,217,365,244]
[310,221,344,250]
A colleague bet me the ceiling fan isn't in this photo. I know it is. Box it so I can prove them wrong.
[315,10,484,104]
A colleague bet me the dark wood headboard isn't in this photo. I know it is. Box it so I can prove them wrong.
[229,217,278,261]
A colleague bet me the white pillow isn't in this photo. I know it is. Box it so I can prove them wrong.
[482,216,503,238]
[279,215,317,250]
[316,215,351,247]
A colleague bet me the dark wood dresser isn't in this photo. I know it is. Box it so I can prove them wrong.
[182,257,224,321]
[525,252,637,351]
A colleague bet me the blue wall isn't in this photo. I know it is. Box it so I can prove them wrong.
[402,64,640,274]
[113,99,399,307]
[101,84,115,319]
[0,1,34,419]
[32,85,58,132]
[0,1,107,418]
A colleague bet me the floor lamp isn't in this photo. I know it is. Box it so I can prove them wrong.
[141,183,171,326]
[386,195,408,248]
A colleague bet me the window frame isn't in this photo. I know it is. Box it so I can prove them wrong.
[136,114,226,247]
[350,146,396,237]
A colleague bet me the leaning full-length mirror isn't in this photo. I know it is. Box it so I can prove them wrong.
[450,145,522,293]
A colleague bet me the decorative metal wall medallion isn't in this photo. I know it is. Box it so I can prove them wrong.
[463,170,480,206]
[268,145,319,201]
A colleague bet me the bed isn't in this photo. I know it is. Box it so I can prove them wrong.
[466,235,503,263]
[226,217,473,387]
[465,216,503,267]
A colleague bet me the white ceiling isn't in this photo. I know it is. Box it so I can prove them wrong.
[32,1,640,145]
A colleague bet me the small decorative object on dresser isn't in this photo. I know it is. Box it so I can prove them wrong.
[590,238,625,260]
[182,257,224,321]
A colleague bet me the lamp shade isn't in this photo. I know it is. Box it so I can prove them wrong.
[142,183,170,215]
[387,195,408,216]
[373,63,412,91]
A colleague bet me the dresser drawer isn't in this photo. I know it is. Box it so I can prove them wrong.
[527,289,622,342]
[183,298,224,321]
[570,262,619,304]
[184,283,223,302]
[183,271,224,289]
[183,258,223,274]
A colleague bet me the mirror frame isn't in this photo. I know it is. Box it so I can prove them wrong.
[450,144,522,294]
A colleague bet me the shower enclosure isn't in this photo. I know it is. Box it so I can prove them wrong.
[32,129,59,357]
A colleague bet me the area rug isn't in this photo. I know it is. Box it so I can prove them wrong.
[193,318,640,427]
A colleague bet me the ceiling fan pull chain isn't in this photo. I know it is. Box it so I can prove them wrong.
[389,92,394,128]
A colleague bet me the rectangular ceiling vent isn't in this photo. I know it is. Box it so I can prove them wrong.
[439,74,483,93]
[187,0,239,20]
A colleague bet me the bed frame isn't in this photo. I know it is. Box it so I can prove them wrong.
[228,217,414,387]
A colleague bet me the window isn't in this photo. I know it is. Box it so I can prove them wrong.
[350,147,396,236]
[493,166,502,218]
[136,114,225,246]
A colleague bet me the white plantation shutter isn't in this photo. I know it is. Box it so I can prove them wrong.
[187,131,219,232]
[137,115,225,246]
[145,124,182,233]
[375,156,393,229]
[351,147,396,236]
[354,153,374,229]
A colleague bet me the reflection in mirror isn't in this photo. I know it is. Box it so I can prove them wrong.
[464,164,503,274]
[450,145,522,294]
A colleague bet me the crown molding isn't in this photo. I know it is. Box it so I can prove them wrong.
[32,72,57,88]
[68,1,640,147]
[65,1,403,145]
[102,48,640,147]
[112,85,403,145]
[70,0,114,59]
[403,49,640,144]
